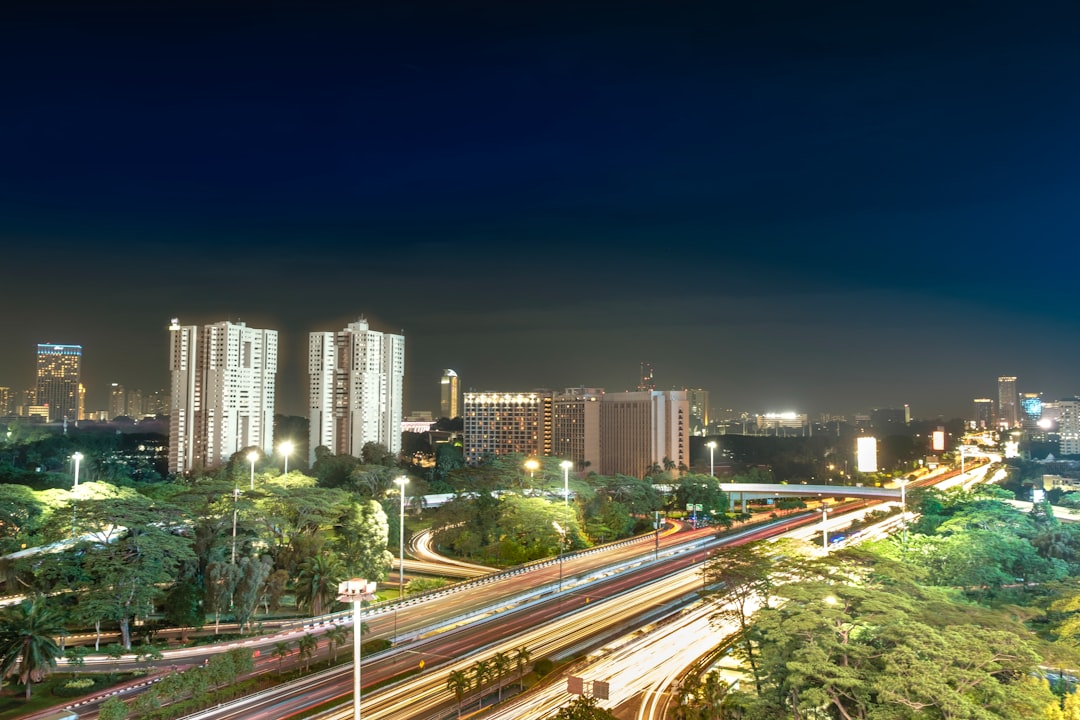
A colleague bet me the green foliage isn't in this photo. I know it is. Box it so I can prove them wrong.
[533,658,554,677]
[549,695,617,720]
[98,695,129,720]
[0,597,65,700]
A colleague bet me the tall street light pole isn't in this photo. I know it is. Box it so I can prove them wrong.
[706,441,716,477]
[338,579,377,720]
[560,459,572,541]
[821,505,829,552]
[231,486,240,564]
[71,452,83,539]
[394,476,409,598]
[247,450,258,491]
[280,441,293,476]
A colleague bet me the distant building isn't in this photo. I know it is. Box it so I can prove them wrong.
[686,388,710,436]
[463,390,551,465]
[998,376,1018,429]
[145,389,170,416]
[637,362,655,392]
[755,412,808,434]
[35,343,82,422]
[109,383,126,419]
[127,389,144,419]
[972,398,994,429]
[308,318,405,463]
[169,318,278,474]
[1059,398,1080,456]
[599,390,688,477]
[871,407,906,431]
[440,369,460,419]
[0,387,11,416]
[1021,392,1043,431]
[553,388,603,471]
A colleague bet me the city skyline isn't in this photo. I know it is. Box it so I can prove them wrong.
[4,2,1080,420]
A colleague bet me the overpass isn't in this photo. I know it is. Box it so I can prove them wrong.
[719,483,901,510]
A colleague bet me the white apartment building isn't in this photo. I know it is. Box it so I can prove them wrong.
[168,319,278,474]
[308,318,405,463]
[1059,398,1080,456]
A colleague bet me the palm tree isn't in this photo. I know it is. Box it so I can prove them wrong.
[272,641,291,673]
[0,597,65,700]
[471,658,490,697]
[295,552,346,616]
[491,651,511,701]
[514,645,532,689]
[324,625,347,665]
[297,633,318,672]
[447,669,470,719]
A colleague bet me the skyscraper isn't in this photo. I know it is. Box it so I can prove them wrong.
[972,398,994,429]
[998,376,1018,429]
[440,369,460,419]
[109,383,126,420]
[686,388,710,436]
[1059,398,1080,456]
[309,318,405,463]
[169,319,278,474]
[637,362,655,392]
[36,344,82,422]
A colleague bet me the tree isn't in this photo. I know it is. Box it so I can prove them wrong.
[514,645,532,689]
[234,555,273,632]
[0,597,65,700]
[447,669,470,719]
[298,633,318,672]
[471,658,491,695]
[491,650,511,701]
[272,641,291,673]
[324,625,347,664]
[98,695,129,720]
[550,695,617,719]
[295,552,347,616]
[335,498,393,581]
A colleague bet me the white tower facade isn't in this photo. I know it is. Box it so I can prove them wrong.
[169,319,278,474]
[309,318,405,463]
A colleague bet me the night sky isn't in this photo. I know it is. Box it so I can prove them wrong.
[4,1,1080,420]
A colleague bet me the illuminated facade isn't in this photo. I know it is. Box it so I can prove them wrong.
[109,383,126,419]
[169,319,278,474]
[1021,392,1043,431]
[754,412,808,433]
[1059,398,1080,456]
[440,369,460,419]
[998,376,1018,428]
[552,388,603,471]
[686,388,710,436]
[308,318,405,463]
[463,391,552,465]
[0,387,11,416]
[972,398,994,429]
[35,344,82,422]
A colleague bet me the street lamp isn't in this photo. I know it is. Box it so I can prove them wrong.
[71,452,83,539]
[72,452,83,488]
[552,520,566,591]
[706,441,716,477]
[338,579,377,720]
[559,459,572,542]
[247,450,258,491]
[821,505,829,552]
[231,486,240,564]
[524,458,539,480]
[394,476,409,598]
[280,442,293,474]
[899,477,908,550]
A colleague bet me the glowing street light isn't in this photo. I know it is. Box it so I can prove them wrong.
[706,441,717,477]
[72,452,83,489]
[524,458,539,480]
[247,450,259,491]
[338,579,378,720]
[394,476,409,598]
[280,442,293,474]
[821,505,829,552]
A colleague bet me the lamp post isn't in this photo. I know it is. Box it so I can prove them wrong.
[338,579,377,720]
[394,476,409,597]
[279,441,293,476]
[821,505,829,552]
[71,452,83,539]
[552,520,566,591]
[247,450,258,491]
[706,441,716,477]
[231,486,240,564]
[559,459,572,545]
[524,458,539,481]
[899,477,908,550]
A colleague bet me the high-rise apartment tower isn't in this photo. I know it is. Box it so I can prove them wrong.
[36,344,82,422]
[440,369,460,419]
[998,376,1018,429]
[169,319,278,473]
[309,318,405,463]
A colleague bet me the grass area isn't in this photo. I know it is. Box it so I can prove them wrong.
[0,671,138,720]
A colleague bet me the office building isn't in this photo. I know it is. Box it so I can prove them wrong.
[440,369,460,419]
[109,383,126,419]
[169,319,278,474]
[599,390,688,477]
[972,398,994,429]
[1021,392,1043,431]
[309,318,405,463]
[637,362,655,392]
[998,376,1018,429]
[0,387,11,416]
[686,388,710,436]
[553,388,603,471]
[35,344,82,422]
[1059,398,1080,456]
[463,391,552,465]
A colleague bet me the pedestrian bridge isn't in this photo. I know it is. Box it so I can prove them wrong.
[720,483,902,504]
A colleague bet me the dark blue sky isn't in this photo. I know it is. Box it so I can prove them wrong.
[3,1,1079,420]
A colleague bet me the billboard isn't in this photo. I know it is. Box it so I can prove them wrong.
[856,436,878,473]
[932,429,945,452]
